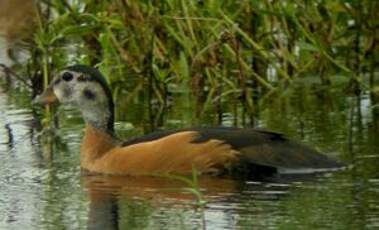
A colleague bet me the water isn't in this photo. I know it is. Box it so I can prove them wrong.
[0,78,378,229]
[0,3,378,226]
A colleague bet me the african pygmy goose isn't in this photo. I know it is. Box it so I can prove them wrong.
[34,65,342,178]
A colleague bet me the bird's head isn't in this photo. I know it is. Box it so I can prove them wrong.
[34,65,115,132]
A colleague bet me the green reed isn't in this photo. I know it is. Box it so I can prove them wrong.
[2,0,377,125]
[161,167,208,230]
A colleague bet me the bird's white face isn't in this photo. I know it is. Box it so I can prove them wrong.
[35,67,114,131]
[51,70,107,107]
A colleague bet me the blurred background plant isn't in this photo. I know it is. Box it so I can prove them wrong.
[0,0,378,130]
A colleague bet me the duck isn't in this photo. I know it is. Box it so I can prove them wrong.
[34,64,342,178]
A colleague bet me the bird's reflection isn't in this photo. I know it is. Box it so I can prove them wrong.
[81,174,241,230]
[81,170,336,229]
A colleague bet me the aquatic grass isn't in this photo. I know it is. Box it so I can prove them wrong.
[2,0,377,127]
[159,167,208,230]
[159,167,207,208]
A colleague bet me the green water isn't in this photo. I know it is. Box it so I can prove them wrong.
[0,77,378,229]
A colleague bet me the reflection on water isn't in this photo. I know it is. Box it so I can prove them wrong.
[0,80,378,229]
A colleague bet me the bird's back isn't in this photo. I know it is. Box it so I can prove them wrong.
[122,127,341,177]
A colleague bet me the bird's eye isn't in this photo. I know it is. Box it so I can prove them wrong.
[62,72,74,81]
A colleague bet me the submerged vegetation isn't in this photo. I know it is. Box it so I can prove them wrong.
[1,0,378,129]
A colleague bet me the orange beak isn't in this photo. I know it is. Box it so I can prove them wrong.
[33,87,58,105]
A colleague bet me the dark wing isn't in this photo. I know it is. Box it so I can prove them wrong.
[122,127,342,169]
[122,129,181,146]
[192,128,342,169]
[121,127,242,146]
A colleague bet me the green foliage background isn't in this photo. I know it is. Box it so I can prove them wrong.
[7,0,378,126]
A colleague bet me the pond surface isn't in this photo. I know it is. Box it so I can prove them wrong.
[0,76,378,229]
